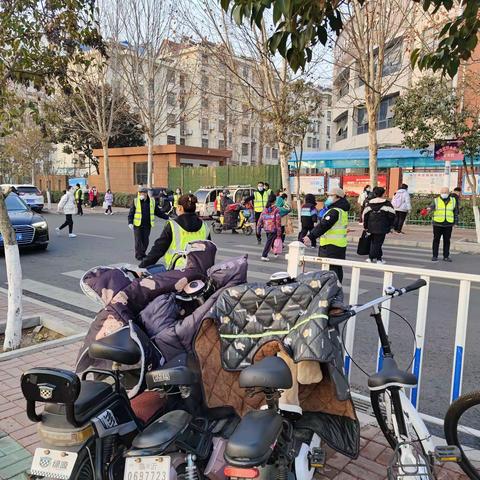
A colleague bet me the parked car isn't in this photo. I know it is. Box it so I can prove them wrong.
[0,193,49,250]
[1,184,45,212]
[194,185,255,217]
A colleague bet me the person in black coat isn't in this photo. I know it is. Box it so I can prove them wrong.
[363,186,395,263]
[298,193,318,247]
[128,187,169,261]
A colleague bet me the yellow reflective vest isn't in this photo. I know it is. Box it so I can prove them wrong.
[74,188,83,201]
[254,191,268,213]
[133,196,155,227]
[320,208,348,248]
[163,220,209,269]
[433,196,456,224]
[173,194,180,208]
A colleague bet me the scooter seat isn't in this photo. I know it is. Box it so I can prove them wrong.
[130,410,192,451]
[224,410,283,466]
[239,356,292,390]
[368,357,418,391]
[89,328,141,365]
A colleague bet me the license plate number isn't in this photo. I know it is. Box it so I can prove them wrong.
[124,456,171,480]
[31,448,78,479]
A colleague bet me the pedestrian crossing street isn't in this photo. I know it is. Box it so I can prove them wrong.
[19,241,460,316]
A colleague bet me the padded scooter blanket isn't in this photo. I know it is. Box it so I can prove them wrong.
[194,270,360,458]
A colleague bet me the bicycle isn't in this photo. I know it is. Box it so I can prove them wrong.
[331,279,460,479]
[445,391,480,479]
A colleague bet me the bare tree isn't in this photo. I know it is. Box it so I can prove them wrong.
[114,0,198,188]
[332,0,415,186]
[186,1,328,200]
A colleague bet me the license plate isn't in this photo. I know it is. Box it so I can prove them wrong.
[26,199,34,203]
[124,456,171,480]
[31,448,78,479]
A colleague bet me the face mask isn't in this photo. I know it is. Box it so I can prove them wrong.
[258,186,264,191]
[440,193,449,199]
[324,196,335,207]
[139,195,146,201]
[176,190,180,194]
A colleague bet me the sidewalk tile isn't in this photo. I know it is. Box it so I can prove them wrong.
[0,456,32,479]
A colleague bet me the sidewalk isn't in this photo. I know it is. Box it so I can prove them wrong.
[0,327,468,479]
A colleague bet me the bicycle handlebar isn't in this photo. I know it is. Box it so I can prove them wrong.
[328,279,427,328]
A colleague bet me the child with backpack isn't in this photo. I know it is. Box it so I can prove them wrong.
[257,193,282,262]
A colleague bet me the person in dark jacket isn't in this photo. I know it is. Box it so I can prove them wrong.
[298,193,318,247]
[303,188,350,283]
[128,186,169,261]
[139,194,211,269]
[428,186,459,262]
[363,186,395,263]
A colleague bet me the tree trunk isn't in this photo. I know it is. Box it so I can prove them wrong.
[464,170,480,243]
[147,135,154,189]
[102,143,111,192]
[0,196,23,351]
[367,110,378,187]
[279,141,291,204]
[296,169,302,232]
[31,164,35,186]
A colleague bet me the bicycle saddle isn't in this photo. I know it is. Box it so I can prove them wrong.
[368,357,418,391]
[239,356,292,390]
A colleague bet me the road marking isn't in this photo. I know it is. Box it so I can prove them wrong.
[62,270,85,279]
[76,232,116,240]
[22,279,99,313]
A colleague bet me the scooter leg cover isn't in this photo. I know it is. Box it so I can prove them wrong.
[278,351,300,407]
[297,360,323,385]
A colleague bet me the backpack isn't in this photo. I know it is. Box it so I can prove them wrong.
[262,210,277,233]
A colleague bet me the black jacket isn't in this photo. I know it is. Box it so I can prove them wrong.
[139,213,211,268]
[128,197,169,227]
[308,197,350,241]
[363,198,395,234]
[301,202,318,230]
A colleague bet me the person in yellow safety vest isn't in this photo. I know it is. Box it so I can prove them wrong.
[173,188,182,208]
[427,186,458,262]
[74,183,84,216]
[139,193,211,269]
[251,182,269,244]
[264,182,272,198]
[303,187,350,283]
[128,186,169,261]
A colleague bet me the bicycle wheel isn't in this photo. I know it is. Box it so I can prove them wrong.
[212,221,223,234]
[444,390,480,480]
[243,225,253,236]
[371,389,433,469]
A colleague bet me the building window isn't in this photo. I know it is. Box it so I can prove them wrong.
[378,94,398,129]
[241,143,249,156]
[335,112,348,141]
[179,119,186,135]
[218,119,225,132]
[167,135,176,145]
[326,111,332,122]
[201,118,209,132]
[307,137,312,148]
[355,106,368,135]
[271,148,278,159]
[218,139,225,149]
[382,40,403,76]
[326,125,331,138]
[326,140,330,150]
[179,74,185,88]
[218,99,226,114]
[242,65,249,79]
[241,124,249,136]
[202,138,209,148]
[180,137,186,145]
[265,146,270,159]
[134,162,148,185]
[167,114,176,127]
[327,96,332,107]
[335,67,350,99]
[228,131,233,146]
[201,96,209,109]
[201,75,209,89]
[167,92,176,107]
[167,69,175,84]
[251,142,256,160]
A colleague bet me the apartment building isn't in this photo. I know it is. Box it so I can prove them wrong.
[331,4,457,152]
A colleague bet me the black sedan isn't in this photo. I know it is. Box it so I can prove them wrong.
[0,193,49,250]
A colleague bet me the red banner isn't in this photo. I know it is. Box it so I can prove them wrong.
[434,140,464,162]
[342,174,387,196]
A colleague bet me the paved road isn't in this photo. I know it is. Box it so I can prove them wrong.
[2,210,480,425]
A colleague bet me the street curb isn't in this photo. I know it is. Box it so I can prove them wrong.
[0,332,86,362]
[346,235,480,254]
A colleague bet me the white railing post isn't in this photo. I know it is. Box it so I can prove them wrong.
[450,279,471,402]
[287,241,305,279]
[410,275,430,408]
[377,271,393,372]
[344,266,361,379]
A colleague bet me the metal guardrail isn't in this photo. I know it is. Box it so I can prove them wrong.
[286,242,480,419]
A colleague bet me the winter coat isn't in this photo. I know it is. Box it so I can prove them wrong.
[257,205,282,236]
[58,191,76,215]
[363,197,395,234]
[309,197,350,241]
[357,190,369,206]
[391,189,411,212]
[104,192,113,206]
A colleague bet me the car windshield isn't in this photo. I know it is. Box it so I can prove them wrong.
[194,190,210,203]
[17,186,40,195]
[5,194,28,211]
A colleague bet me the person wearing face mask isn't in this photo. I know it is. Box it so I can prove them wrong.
[427,186,458,262]
[128,186,169,261]
[139,194,210,269]
[173,188,182,208]
[302,188,350,283]
[250,182,269,244]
